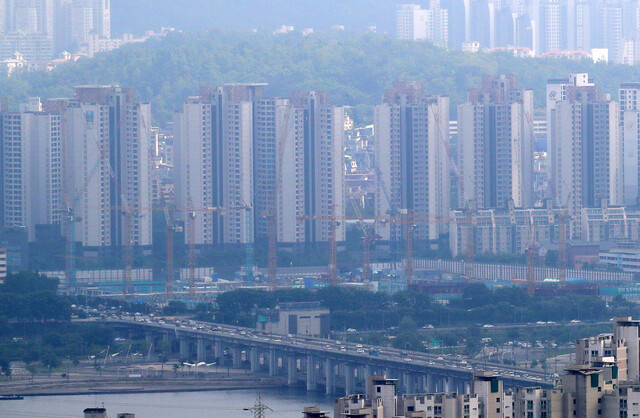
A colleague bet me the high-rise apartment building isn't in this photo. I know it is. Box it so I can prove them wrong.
[54,0,110,51]
[487,0,514,49]
[53,86,152,249]
[374,82,450,245]
[0,97,62,241]
[175,85,345,248]
[458,74,534,210]
[538,0,566,54]
[174,84,258,246]
[618,82,640,205]
[396,3,449,47]
[254,91,345,246]
[547,74,622,233]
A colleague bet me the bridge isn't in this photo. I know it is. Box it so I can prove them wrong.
[100,317,554,396]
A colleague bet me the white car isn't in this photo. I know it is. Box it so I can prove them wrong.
[536,321,546,325]
[570,319,581,324]
[483,324,494,328]
[347,328,357,333]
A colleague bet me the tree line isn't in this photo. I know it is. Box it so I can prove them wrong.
[1,31,639,127]
[215,284,629,332]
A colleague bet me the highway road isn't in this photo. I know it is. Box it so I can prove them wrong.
[92,315,556,388]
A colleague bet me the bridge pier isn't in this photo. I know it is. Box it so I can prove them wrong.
[196,338,206,363]
[464,381,471,394]
[179,338,189,360]
[162,332,170,346]
[423,374,436,393]
[325,359,335,395]
[268,349,276,376]
[250,346,259,373]
[145,331,154,344]
[214,340,222,359]
[306,354,316,391]
[364,364,372,381]
[287,355,296,386]
[232,346,241,369]
[456,379,465,394]
[444,376,452,393]
[345,363,354,395]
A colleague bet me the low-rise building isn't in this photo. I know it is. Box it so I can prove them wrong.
[599,248,640,273]
[398,393,479,418]
[334,394,382,418]
[513,387,563,417]
[255,302,330,337]
[581,205,640,243]
[450,201,564,258]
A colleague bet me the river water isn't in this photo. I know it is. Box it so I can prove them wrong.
[0,388,335,417]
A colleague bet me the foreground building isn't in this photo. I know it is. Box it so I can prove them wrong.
[318,316,640,418]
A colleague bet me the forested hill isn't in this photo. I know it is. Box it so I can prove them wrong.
[1,30,639,126]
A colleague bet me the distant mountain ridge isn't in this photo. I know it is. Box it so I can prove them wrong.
[0,30,638,127]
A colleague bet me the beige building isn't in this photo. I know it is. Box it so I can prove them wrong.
[398,393,480,418]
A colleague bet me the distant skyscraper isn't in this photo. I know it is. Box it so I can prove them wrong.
[458,74,534,210]
[374,82,450,245]
[52,0,110,53]
[487,0,514,48]
[54,86,153,248]
[594,3,624,63]
[396,3,449,47]
[464,0,491,47]
[0,97,62,241]
[548,74,622,233]
[539,0,566,54]
[619,82,640,205]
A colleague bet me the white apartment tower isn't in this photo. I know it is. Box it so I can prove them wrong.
[175,86,345,248]
[548,74,622,234]
[396,3,449,47]
[458,74,534,210]
[0,97,62,241]
[57,86,152,248]
[374,82,450,245]
[254,92,345,246]
[539,0,566,54]
[174,84,258,246]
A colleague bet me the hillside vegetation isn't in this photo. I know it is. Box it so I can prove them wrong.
[1,31,639,126]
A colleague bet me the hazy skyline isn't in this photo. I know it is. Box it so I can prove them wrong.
[110,0,409,35]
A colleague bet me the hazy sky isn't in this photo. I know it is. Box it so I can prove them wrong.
[111,0,415,35]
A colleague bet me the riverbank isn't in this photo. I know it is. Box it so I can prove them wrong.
[0,363,289,397]
[0,376,287,397]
